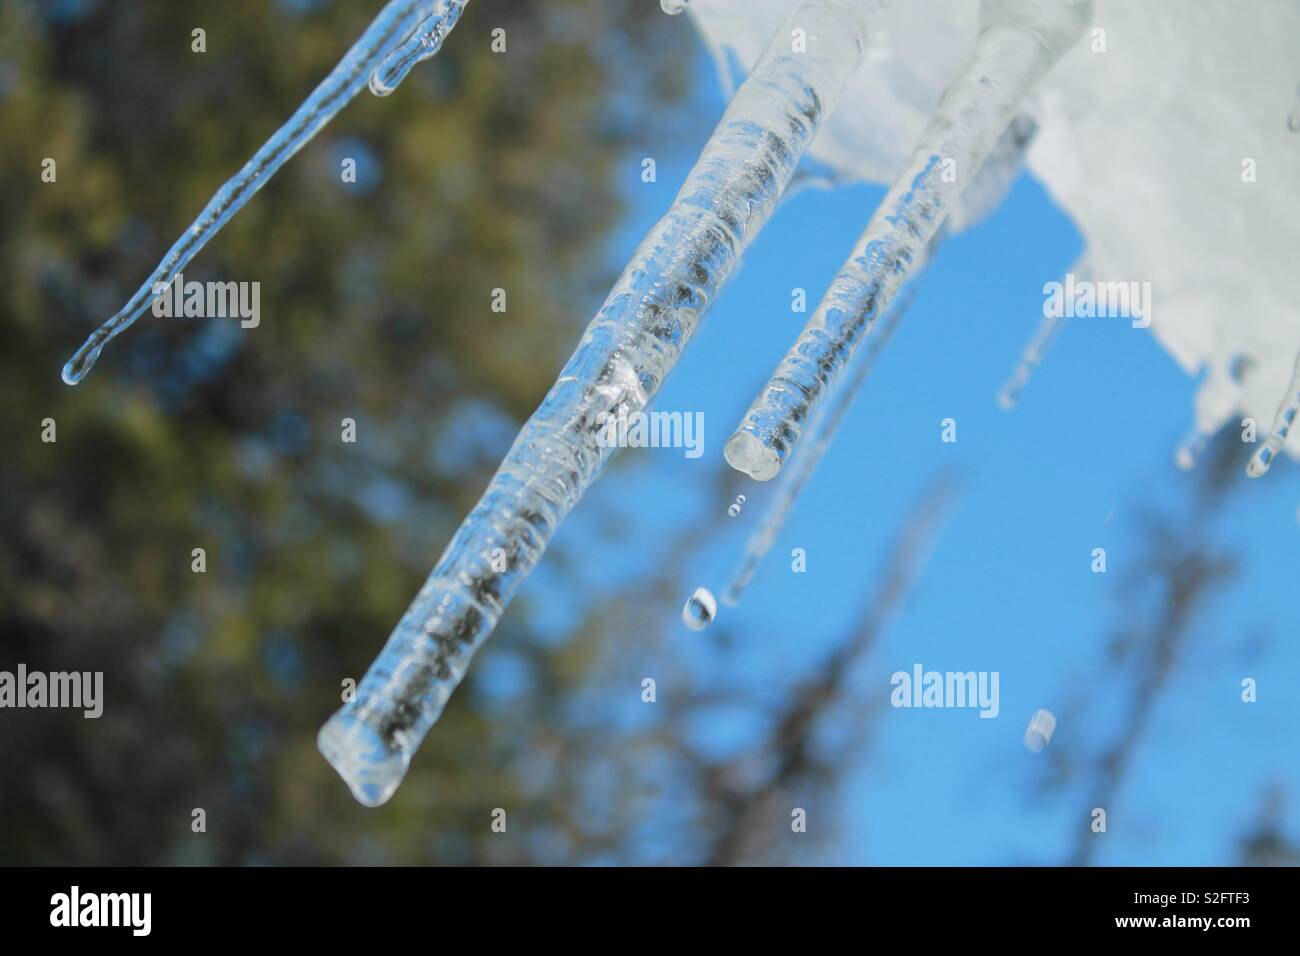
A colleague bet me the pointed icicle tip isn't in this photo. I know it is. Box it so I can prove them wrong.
[61,342,103,385]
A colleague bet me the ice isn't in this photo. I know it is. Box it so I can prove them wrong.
[59,0,462,385]
[691,0,1300,466]
[1247,349,1300,478]
[682,587,718,630]
[1024,708,1057,752]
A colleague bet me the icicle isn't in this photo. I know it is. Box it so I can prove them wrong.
[723,117,1035,606]
[59,0,465,386]
[1247,348,1300,478]
[1173,427,1209,471]
[317,0,887,807]
[1174,363,1239,471]
[996,257,1082,411]
[724,0,1093,481]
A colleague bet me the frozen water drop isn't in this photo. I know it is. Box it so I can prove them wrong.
[724,431,780,481]
[660,0,689,15]
[682,587,716,631]
[58,0,467,385]
[1024,708,1056,752]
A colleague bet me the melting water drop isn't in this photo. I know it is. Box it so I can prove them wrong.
[660,0,689,15]
[1289,104,1300,133]
[1174,427,1209,471]
[727,494,746,518]
[682,587,717,631]
[1024,708,1056,752]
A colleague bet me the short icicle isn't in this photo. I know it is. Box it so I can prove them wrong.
[60,0,467,385]
[725,0,1093,481]
[997,256,1086,411]
[317,0,887,807]
[1247,348,1300,478]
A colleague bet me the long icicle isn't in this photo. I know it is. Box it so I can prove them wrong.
[1246,348,1300,477]
[724,113,1036,606]
[60,0,469,386]
[317,0,887,807]
[724,0,1093,481]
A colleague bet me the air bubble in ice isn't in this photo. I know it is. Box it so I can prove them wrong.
[682,587,716,631]
[728,494,746,517]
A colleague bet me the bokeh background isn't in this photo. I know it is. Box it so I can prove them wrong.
[2,0,1297,865]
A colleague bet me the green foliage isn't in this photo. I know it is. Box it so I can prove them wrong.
[0,0,688,864]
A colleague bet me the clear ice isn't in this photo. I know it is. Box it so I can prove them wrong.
[725,0,1093,481]
[317,0,887,807]
[59,0,465,385]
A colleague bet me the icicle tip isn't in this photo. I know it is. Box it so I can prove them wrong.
[724,431,782,481]
[317,710,410,808]
[61,340,104,386]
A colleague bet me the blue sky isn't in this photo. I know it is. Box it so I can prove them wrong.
[520,31,1300,865]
